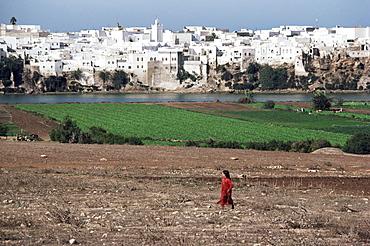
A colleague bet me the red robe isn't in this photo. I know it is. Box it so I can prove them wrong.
[217,177,233,206]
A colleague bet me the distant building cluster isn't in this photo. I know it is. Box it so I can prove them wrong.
[0,20,369,90]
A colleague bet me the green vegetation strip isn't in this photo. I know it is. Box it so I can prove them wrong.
[14,103,351,145]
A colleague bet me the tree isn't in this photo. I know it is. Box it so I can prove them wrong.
[237,89,254,104]
[10,17,17,25]
[176,68,190,83]
[2,80,12,87]
[112,70,128,90]
[4,55,24,86]
[0,123,8,137]
[44,76,67,92]
[0,61,11,81]
[221,71,233,81]
[259,65,288,90]
[98,70,111,85]
[71,68,83,81]
[246,62,260,74]
[49,115,81,143]
[312,91,332,110]
[259,65,275,90]
[343,133,370,154]
[206,33,218,41]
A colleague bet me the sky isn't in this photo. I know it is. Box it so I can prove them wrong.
[1,0,369,33]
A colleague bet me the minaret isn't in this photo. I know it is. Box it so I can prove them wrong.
[151,18,163,42]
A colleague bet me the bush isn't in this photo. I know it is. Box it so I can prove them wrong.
[185,140,200,147]
[221,71,233,81]
[342,133,370,154]
[310,139,332,151]
[0,123,9,136]
[216,141,243,149]
[266,139,292,151]
[263,100,275,109]
[290,141,311,153]
[245,141,267,151]
[49,116,81,143]
[2,80,12,87]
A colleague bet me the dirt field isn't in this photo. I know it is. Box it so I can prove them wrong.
[0,102,369,245]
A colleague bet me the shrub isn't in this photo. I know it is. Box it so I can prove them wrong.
[2,80,12,87]
[290,141,311,153]
[221,71,233,81]
[49,115,81,143]
[342,133,370,154]
[0,123,8,136]
[266,139,292,151]
[263,100,275,109]
[245,141,267,150]
[185,140,200,147]
[125,137,143,145]
[310,139,332,151]
[216,141,243,149]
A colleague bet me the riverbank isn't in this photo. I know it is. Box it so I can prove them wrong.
[1,88,369,96]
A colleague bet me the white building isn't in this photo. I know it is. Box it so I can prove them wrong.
[1,20,369,90]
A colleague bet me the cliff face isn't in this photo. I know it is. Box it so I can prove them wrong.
[307,54,369,91]
[209,54,370,92]
[10,54,370,94]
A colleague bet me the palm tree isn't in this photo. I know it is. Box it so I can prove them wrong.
[10,17,17,25]
[71,68,83,81]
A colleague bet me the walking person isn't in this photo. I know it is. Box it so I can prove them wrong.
[217,170,234,209]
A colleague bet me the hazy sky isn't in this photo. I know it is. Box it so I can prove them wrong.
[1,0,369,32]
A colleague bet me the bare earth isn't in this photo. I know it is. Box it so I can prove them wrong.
[0,102,369,245]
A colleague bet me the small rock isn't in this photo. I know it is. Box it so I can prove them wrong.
[308,169,318,172]
[230,157,238,160]
[69,239,76,244]
[40,155,47,158]
[100,158,107,161]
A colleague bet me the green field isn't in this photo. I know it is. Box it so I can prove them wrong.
[14,103,354,146]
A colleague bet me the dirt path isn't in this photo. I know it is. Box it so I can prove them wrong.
[0,104,58,141]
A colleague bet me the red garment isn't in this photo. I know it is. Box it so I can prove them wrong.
[217,177,233,206]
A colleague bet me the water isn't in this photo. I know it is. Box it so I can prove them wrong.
[0,92,369,104]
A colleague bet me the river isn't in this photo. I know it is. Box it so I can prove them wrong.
[0,92,369,104]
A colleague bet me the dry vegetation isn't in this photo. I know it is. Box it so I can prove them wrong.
[0,141,369,245]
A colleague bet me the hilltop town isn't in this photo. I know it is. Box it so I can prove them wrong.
[0,20,369,93]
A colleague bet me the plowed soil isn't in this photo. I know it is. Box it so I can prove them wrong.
[0,102,369,245]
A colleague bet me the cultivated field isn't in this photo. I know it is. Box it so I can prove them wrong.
[0,102,369,245]
[13,101,370,146]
